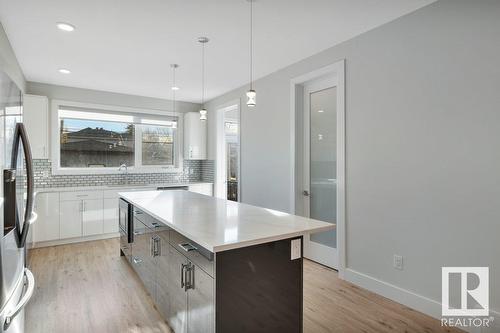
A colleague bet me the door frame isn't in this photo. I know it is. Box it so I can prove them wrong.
[289,60,345,277]
[215,100,241,200]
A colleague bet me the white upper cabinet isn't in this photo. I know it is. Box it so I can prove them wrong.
[184,112,207,160]
[23,94,49,159]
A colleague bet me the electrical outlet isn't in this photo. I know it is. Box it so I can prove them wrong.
[393,255,403,270]
[291,239,301,260]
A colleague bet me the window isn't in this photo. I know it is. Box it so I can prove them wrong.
[140,124,175,166]
[53,102,181,173]
[60,116,135,168]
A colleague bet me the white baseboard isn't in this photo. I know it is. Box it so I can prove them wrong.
[343,268,500,333]
[29,232,119,249]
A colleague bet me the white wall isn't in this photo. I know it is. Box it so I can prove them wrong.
[205,0,500,317]
[0,23,25,91]
[27,82,200,113]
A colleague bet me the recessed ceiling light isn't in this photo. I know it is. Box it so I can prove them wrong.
[317,110,324,113]
[171,86,180,91]
[58,68,71,74]
[56,22,75,32]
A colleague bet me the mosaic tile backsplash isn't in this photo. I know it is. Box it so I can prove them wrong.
[33,159,215,189]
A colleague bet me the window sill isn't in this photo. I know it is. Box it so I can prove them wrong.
[52,166,183,176]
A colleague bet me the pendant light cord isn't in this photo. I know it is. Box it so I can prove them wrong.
[250,0,253,90]
[202,41,205,105]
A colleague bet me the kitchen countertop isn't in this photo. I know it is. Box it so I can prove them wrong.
[34,182,213,193]
[119,190,335,253]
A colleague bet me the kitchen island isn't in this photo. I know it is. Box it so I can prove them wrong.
[119,190,335,333]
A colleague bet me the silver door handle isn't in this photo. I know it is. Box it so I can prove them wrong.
[4,268,35,330]
[302,190,310,197]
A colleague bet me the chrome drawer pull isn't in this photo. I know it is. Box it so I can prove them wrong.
[178,243,197,252]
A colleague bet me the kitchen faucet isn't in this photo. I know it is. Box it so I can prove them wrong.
[119,163,128,184]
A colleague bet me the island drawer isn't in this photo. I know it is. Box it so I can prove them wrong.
[169,230,214,277]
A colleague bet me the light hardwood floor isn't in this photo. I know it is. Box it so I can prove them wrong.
[27,238,462,333]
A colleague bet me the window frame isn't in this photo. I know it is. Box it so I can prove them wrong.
[50,99,184,175]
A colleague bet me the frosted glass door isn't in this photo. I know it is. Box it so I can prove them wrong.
[309,87,337,248]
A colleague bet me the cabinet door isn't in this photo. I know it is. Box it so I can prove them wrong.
[82,199,104,236]
[32,192,60,242]
[187,265,214,333]
[103,198,119,234]
[22,94,49,159]
[184,112,207,160]
[155,230,170,320]
[167,245,188,333]
[60,200,82,239]
[132,223,156,298]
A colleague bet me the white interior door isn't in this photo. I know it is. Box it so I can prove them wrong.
[303,75,339,269]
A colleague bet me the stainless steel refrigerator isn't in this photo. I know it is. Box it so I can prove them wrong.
[0,70,35,333]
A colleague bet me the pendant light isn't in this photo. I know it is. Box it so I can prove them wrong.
[246,0,256,107]
[198,37,209,121]
[171,64,178,113]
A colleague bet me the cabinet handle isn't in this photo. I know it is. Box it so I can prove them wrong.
[187,263,195,291]
[178,243,197,252]
[154,236,161,257]
[150,237,154,257]
[181,263,188,288]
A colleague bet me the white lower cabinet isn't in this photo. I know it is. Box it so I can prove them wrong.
[60,200,82,239]
[32,192,60,242]
[33,184,213,246]
[82,199,104,236]
[103,198,119,234]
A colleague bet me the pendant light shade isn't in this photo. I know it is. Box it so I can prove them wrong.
[246,89,256,107]
[198,37,209,121]
[199,109,207,121]
[246,0,256,107]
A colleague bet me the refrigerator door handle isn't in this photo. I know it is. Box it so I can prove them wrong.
[3,268,35,331]
[10,123,35,248]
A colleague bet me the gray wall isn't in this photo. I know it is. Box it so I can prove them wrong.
[0,23,25,91]
[27,82,200,113]
[205,0,500,314]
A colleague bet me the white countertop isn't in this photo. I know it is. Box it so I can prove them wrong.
[119,190,335,253]
[34,182,212,193]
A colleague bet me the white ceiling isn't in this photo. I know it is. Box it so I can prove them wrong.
[0,0,435,103]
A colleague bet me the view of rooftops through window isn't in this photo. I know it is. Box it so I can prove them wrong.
[59,108,177,168]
